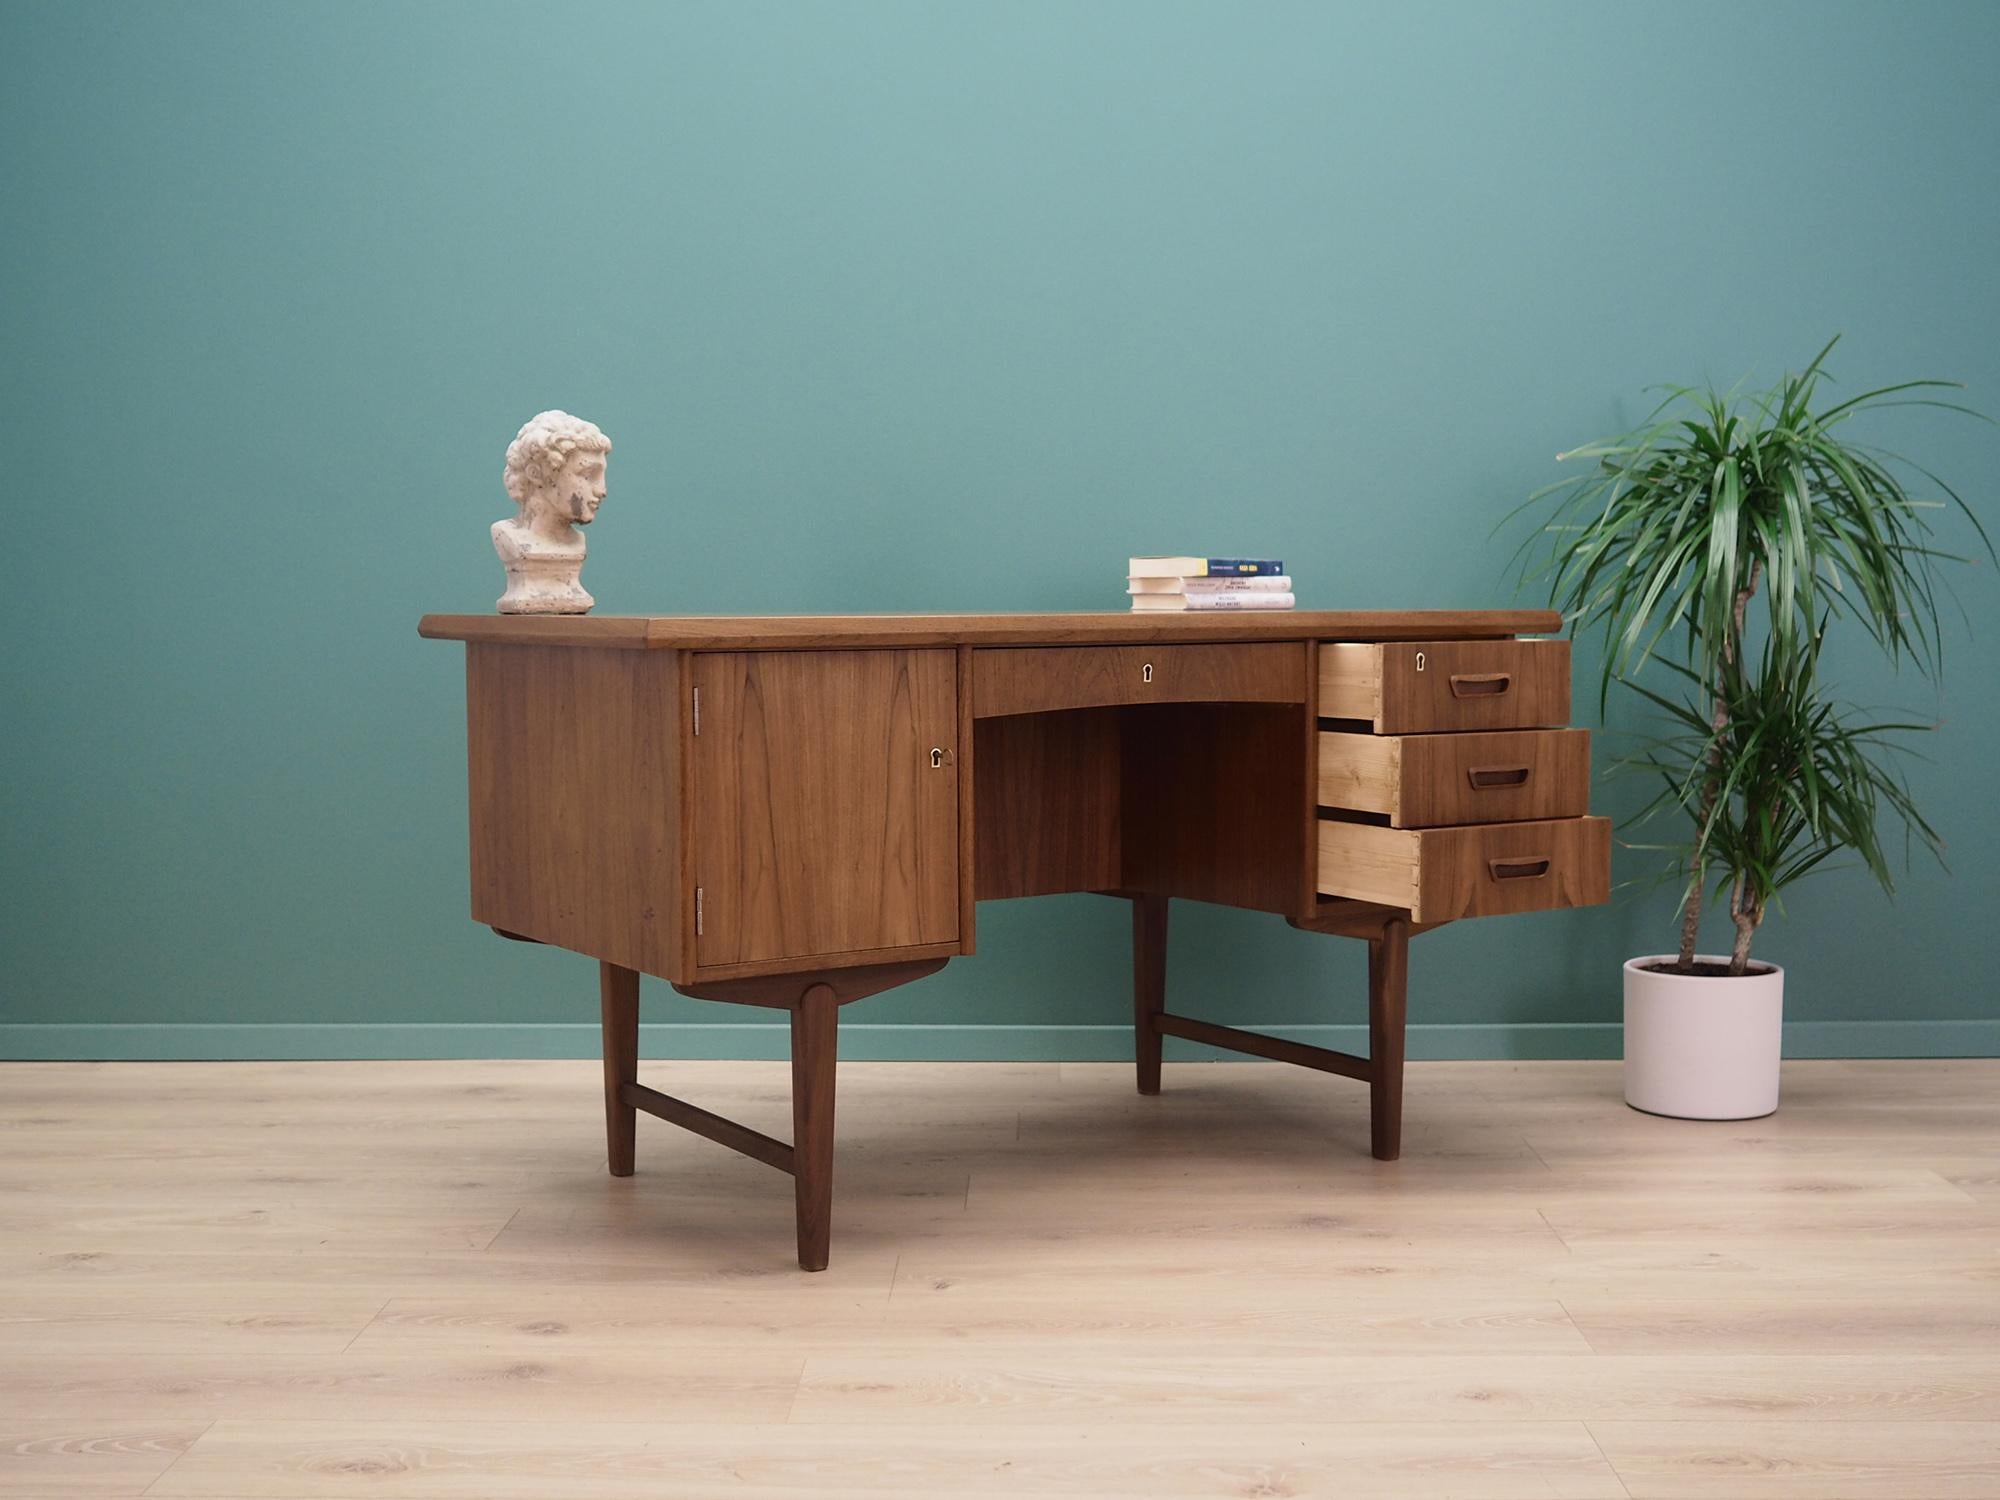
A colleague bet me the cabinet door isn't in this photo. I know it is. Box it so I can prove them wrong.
[692,649,959,968]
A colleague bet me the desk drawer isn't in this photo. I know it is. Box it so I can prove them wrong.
[1318,728,1590,827]
[1319,639,1570,733]
[1317,815,1609,924]
[973,642,1303,718]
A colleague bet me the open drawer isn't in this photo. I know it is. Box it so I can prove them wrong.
[1318,639,1570,733]
[1317,815,1610,924]
[1318,728,1591,827]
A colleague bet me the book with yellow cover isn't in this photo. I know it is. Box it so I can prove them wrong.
[1128,555,1284,578]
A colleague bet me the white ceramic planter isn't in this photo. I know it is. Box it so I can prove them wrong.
[1623,955,1784,1120]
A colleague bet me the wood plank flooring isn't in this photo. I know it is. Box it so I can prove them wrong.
[2,1057,1996,1498]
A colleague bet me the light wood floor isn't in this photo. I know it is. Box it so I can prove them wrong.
[3,1057,1997,1498]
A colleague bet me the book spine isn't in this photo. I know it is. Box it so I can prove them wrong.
[1197,558,1284,576]
[1182,575,1292,591]
[1127,575,1292,594]
[1172,591,1296,611]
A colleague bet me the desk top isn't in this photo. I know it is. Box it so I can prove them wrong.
[417,609,1561,652]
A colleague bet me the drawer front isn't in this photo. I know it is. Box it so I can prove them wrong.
[1317,815,1609,924]
[1319,639,1570,733]
[1318,728,1591,827]
[973,642,1303,718]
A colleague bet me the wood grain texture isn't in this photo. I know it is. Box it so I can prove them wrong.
[1296,639,1323,921]
[1319,638,1572,732]
[1318,727,1592,827]
[4,1058,1998,1497]
[1153,1012,1371,1081]
[7,1348,811,1424]
[1590,1420,2000,1498]
[598,963,638,1177]
[787,1352,2000,1426]
[691,649,958,968]
[1316,727,1401,815]
[1312,819,1423,910]
[1369,917,1411,1160]
[465,643,682,980]
[955,645,977,953]
[670,940,961,986]
[620,1081,795,1174]
[0,1421,202,1495]
[971,642,1304,718]
[791,984,839,1271]
[143,1417,1626,1497]
[1317,815,1611,923]
[671,958,947,1010]
[1315,637,1384,724]
[1131,894,1166,1096]
[421,609,1563,651]
[1289,898,1449,941]
[0,1286,391,1354]
[976,701,1308,915]
[972,709,1121,900]
[1120,702,1306,915]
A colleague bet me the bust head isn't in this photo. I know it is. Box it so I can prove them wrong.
[502,410,611,537]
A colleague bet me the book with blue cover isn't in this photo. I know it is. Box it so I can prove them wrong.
[1128,555,1284,578]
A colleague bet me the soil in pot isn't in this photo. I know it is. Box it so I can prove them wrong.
[1635,959,1780,978]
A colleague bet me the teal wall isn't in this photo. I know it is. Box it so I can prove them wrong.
[5,0,1996,1060]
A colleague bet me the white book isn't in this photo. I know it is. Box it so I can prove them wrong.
[1128,555,1284,579]
[1129,591,1296,612]
[1128,575,1292,594]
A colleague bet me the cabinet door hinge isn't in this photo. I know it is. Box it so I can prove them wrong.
[692,685,700,736]
[695,887,704,936]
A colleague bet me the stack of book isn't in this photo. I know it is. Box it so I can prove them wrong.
[1127,556,1294,611]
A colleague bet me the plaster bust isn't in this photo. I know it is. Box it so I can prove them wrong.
[492,410,612,614]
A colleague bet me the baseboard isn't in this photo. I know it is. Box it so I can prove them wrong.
[2,1020,1994,1062]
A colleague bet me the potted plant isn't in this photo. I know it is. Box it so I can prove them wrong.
[1515,338,1989,1119]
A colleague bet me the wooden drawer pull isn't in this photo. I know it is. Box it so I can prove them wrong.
[1488,855,1551,882]
[1467,763,1531,790]
[1449,672,1512,698]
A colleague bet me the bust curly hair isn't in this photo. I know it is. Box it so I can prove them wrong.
[502,410,612,513]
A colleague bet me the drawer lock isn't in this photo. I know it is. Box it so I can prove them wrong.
[1141,662,1153,683]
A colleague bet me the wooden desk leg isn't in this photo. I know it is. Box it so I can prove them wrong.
[791,982,839,1272]
[599,961,640,1177]
[1132,894,1168,1095]
[1367,917,1410,1162]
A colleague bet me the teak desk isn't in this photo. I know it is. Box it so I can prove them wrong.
[419,610,1609,1269]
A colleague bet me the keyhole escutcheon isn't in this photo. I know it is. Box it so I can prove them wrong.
[1141,662,1154,684]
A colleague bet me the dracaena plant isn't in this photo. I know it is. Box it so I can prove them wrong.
[1620,633,1942,970]
[1513,337,1989,974]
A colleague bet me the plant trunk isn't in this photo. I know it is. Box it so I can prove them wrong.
[1675,849,1708,970]
[1727,875,1761,976]
[1676,560,1761,972]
